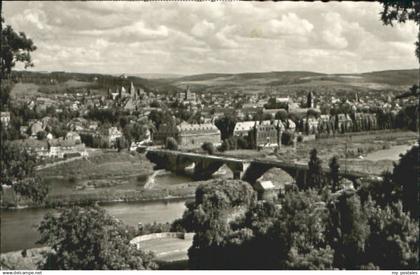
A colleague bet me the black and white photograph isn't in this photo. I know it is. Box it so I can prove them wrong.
[0,0,419,272]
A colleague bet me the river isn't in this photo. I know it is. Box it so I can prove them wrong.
[1,199,188,253]
[1,171,193,254]
[363,144,416,162]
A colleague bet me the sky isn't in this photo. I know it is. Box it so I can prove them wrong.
[3,1,419,76]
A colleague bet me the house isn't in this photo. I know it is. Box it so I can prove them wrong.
[29,121,44,137]
[254,180,277,201]
[249,122,279,149]
[48,139,88,158]
[105,127,123,146]
[336,114,353,133]
[286,119,296,132]
[0,112,10,127]
[318,115,332,133]
[303,116,319,134]
[233,121,256,137]
[65,131,82,144]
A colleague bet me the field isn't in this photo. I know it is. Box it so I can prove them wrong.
[220,130,417,175]
[278,130,418,174]
[33,150,199,207]
[10,83,43,98]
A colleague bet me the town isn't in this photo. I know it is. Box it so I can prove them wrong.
[1,0,418,272]
[1,71,417,160]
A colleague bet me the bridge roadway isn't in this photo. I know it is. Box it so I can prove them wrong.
[145,149,381,186]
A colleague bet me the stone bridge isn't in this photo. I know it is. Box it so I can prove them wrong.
[145,149,381,187]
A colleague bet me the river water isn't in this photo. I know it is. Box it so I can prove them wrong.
[1,199,188,253]
[2,143,415,253]
[363,144,416,161]
[1,172,192,253]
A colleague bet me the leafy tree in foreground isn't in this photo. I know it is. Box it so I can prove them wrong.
[363,201,418,270]
[379,0,420,61]
[327,192,370,269]
[1,17,37,78]
[37,206,157,270]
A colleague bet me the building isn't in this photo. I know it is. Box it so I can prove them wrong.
[303,116,319,134]
[105,127,123,146]
[254,180,277,201]
[317,114,332,133]
[286,119,296,132]
[336,114,353,133]
[154,122,221,149]
[48,139,88,158]
[249,121,283,149]
[177,122,221,149]
[0,112,10,128]
[65,131,82,144]
[29,121,44,137]
[233,121,256,137]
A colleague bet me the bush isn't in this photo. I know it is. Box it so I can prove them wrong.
[166,137,178,150]
[281,131,294,146]
[201,142,216,155]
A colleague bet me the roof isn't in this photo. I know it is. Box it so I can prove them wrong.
[255,180,275,190]
[48,139,76,147]
[234,121,256,132]
[176,122,219,133]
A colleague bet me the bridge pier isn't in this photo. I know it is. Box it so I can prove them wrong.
[146,149,375,189]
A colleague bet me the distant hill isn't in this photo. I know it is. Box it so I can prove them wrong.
[130,73,185,79]
[161,69,418,94]
[11,69,418,96]
[11,70,182,95]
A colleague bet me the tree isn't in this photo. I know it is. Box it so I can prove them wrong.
[307,149,323,189]
[327,192,370,269]
[166,137,178,150]
[329,156,340,192]
[37,206,157,270]
[392,144,418,219]
[201,142,215,155]
[0,142,49,204]
[379,0,420,61]
[363,201,418,269]
[275,110,288,121]
[215,115,237,140]
[1,17,37,78]
[281,131,294,146]
[182,180,257,269]
[36,130,47,140]
[116,136,129,152]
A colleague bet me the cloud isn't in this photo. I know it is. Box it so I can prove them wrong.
[2,1,418,75]
[191,20,216,38]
